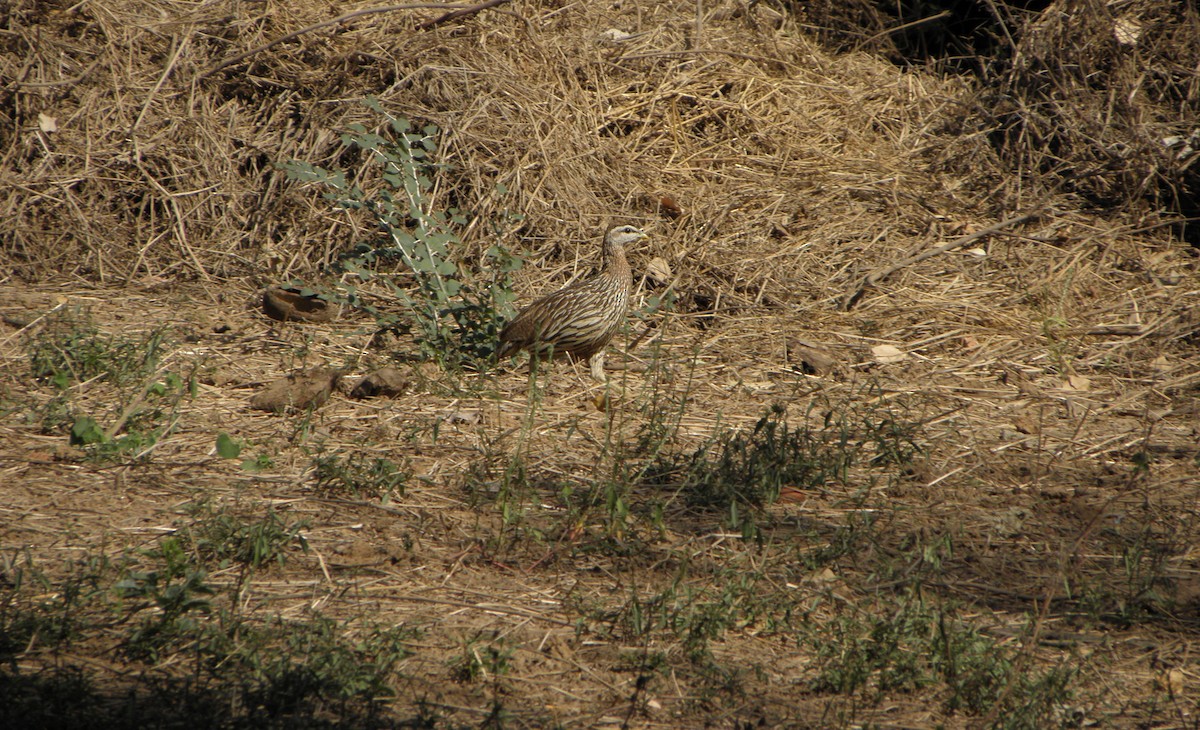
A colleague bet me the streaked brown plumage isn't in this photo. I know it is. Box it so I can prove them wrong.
[499,224,646,382]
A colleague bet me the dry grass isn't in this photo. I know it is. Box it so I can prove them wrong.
[2,0,1200,727]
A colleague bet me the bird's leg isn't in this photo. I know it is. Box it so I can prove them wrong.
[589,352,608,383]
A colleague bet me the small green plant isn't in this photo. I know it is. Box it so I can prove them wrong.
[450,632,514,683]
[459,451,560,555]
[27,308,167,388]
[641,397,923,530]
[596,565,790,665]
[66,370,194,463]
[806,594,1075,725]
[238,616,415,716]
[114,537,215,662]
[178,501,309,570]
[24,311,193,459]
[215,431,275,472]
[0,551,112,656]
[2,543,414,725]
[281,98,522,371]
[311,449,410,502]
[0,664,99,728]
[1074,521,1180,627]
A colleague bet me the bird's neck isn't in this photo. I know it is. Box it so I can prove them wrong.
[602,241,631,281]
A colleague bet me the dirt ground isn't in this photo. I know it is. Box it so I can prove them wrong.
[3,1,1200,728]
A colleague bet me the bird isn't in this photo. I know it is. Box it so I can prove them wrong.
[498,224,647,382]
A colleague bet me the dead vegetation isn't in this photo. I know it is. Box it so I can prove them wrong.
[2,0,1199,727]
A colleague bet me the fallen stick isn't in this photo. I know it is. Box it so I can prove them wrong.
[840,207,1046,311]
[417,0,512,30]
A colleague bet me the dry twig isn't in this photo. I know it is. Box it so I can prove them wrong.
[416,0,512,30]
[840,207,1047,311]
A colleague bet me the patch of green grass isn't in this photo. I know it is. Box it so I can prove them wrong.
[641,395,923,531]
[114,536,216,662]
[2,534,414,725]
[67,370,195,463]
[235,615,415,718]
[22,309,196,461]
[0,665,99,729]
[311,449,410,503]
[215,432,278,473]
[806,593,1075,727]
[0,550,113,656]
[449,631,514,683]
[1072,522,1184,627]
[593,562,795,664]
[176,501,310,570]
[27,307,168,388]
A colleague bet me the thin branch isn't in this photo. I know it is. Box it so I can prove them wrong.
[620,48,799,72]
[854,10,952,53]
[16,57,104,89]
[416,0,512,30]
[841,206,1047,311]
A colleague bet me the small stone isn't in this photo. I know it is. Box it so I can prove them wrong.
[250,368,342,412]
[350,368,410,398]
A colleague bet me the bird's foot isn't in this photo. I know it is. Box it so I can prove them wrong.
[589,354,607,383]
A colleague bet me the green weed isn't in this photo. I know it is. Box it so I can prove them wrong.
[67,369,194,463]
[3,539,411,724]
[236,615,414,717]
[176,501,310,570]
[311,448,410,503]
[27,308,167,388]
[0,551,112,656]
[449,632,514,683]
[596,564,791,664]
[1073,522,1182,627]
[23,309,195,462]
[114,537,216,662]
[215,432,277,473]
[807,593,1075,726]
[281,98,522,372]
[641,396,922,531]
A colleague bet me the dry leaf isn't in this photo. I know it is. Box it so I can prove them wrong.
[1012,415,1038,435]
[778,486,807,503]
[592,392,620,412]
[871,344,906,364]
[658,195,682,218]
[806,567,840,584]
[1114,16,1142,45]
[599,29,632,42]
[789,340,839,375]
[1155,667,1183,696]
[646,256,672,284]
[262,288,338,323]
[1063,374,1091,391]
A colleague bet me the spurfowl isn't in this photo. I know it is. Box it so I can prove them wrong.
[498,224,646,382]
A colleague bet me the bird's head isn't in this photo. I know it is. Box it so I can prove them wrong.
[606,225,647,248]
